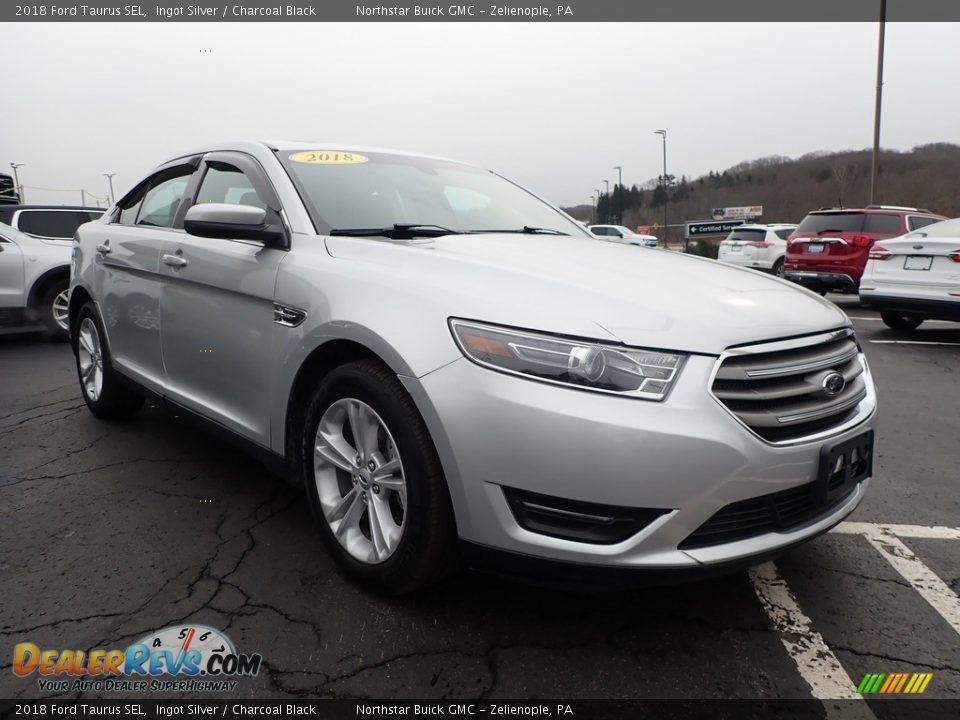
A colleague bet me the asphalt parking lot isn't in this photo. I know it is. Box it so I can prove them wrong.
[0,296,957,702]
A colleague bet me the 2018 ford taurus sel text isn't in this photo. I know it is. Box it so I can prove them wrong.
[70,142,878,593]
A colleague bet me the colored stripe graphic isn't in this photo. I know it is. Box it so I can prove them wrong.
[857,672,932,694]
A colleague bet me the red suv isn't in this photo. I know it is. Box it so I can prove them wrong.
[783,206,945,294]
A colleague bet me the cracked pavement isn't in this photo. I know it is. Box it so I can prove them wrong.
[0,300,957,700]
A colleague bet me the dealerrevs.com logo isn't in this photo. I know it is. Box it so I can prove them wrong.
[13,625,262,693]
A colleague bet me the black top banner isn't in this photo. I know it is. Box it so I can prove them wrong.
[4,0,960,22]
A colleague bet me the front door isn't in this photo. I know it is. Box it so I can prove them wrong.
[159,153,287,447]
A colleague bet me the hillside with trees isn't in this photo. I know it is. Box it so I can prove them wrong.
[563,144,960,246]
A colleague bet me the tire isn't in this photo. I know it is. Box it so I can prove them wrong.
[39,280,70,342]
[771,258,784,277]
[881,312,923,331]
[301,359,457,594]
[72,301,144,420]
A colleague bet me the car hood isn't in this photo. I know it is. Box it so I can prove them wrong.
[324,233,849,355]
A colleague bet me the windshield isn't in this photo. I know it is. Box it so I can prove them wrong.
[278,150,588,237]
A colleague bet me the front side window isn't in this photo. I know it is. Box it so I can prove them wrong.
[279,150,588,238]
[195,163,265,209]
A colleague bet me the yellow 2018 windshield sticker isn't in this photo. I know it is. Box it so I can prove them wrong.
[288,151,368,164]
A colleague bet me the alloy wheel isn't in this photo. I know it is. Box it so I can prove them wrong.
[52,289,70,331]
[77,317,104,401]
[314,398,407,564]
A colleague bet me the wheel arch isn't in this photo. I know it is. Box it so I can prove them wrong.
[282,338,396,469]
[27,265,70,309]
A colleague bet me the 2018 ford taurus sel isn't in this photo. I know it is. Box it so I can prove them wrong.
[70,142,877,593]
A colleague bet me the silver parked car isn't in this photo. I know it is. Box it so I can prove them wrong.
[0,221,76,339]
[70,142,878,593]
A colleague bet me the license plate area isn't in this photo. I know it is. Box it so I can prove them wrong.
[807,243,825,254]
[816,430,873,504]
[730,245,742,253]
[904,256,933,271]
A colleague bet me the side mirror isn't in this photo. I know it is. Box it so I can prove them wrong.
[184,203,288,248]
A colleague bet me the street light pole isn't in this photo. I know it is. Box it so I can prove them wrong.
[869,0,887,205]
[654,130,668,248]
[10,163,24,203]
[103,173,116,205]
[613,165,623,225]
[602,180,609,223]
[589,194,596,225]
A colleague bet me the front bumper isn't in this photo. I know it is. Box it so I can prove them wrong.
[401,354,876,572]
[784,270,857,293]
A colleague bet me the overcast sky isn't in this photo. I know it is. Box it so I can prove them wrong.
[2,22,958,208]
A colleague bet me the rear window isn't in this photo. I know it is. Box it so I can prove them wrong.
[862,214,900,233]
[725,229,766,242]
[796,213,866,234]
[796,212,902,235]
[17,210,101,239]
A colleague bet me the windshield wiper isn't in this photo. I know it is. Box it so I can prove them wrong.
[467,226,570,236]
[816,229,845,235]
[330,223,456,239]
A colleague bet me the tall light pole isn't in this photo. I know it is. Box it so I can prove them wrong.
[589,194,597,225]
[10,163,24,203]
[869,0,887,205]
[613,165,623,225]
[103,173,116,205]
[654,130,668,247]
[602,180,609,223]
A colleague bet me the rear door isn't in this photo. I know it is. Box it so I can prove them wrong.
[158,152,288,447]
[94,159,201,392]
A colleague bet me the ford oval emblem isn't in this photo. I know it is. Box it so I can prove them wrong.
[822,372,846,395]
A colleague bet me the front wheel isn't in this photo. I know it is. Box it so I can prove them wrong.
[881,312,923,331]
[301,360,457,594]
[73,301,144,419]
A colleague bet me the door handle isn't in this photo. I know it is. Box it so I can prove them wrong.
[95,242,111,255]
[161,253,188,269]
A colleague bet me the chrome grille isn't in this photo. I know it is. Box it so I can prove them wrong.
[712,330,867,442]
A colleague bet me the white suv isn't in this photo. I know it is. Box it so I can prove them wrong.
[0,222,74,339]
[717,223,798,276]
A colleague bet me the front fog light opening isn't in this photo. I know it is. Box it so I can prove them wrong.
[450,319,687,401]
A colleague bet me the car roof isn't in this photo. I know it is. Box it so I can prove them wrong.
[169,140,471,168]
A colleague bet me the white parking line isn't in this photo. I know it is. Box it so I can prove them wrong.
[868,340,960,346]
[751,522,959,703]
[832,522,960,540]
[843,523,960,635]
[749,562,868,705]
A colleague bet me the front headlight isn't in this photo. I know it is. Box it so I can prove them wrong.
[449,319,687,401]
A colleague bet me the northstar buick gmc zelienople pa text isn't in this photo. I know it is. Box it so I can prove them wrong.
[69,142,877,593]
